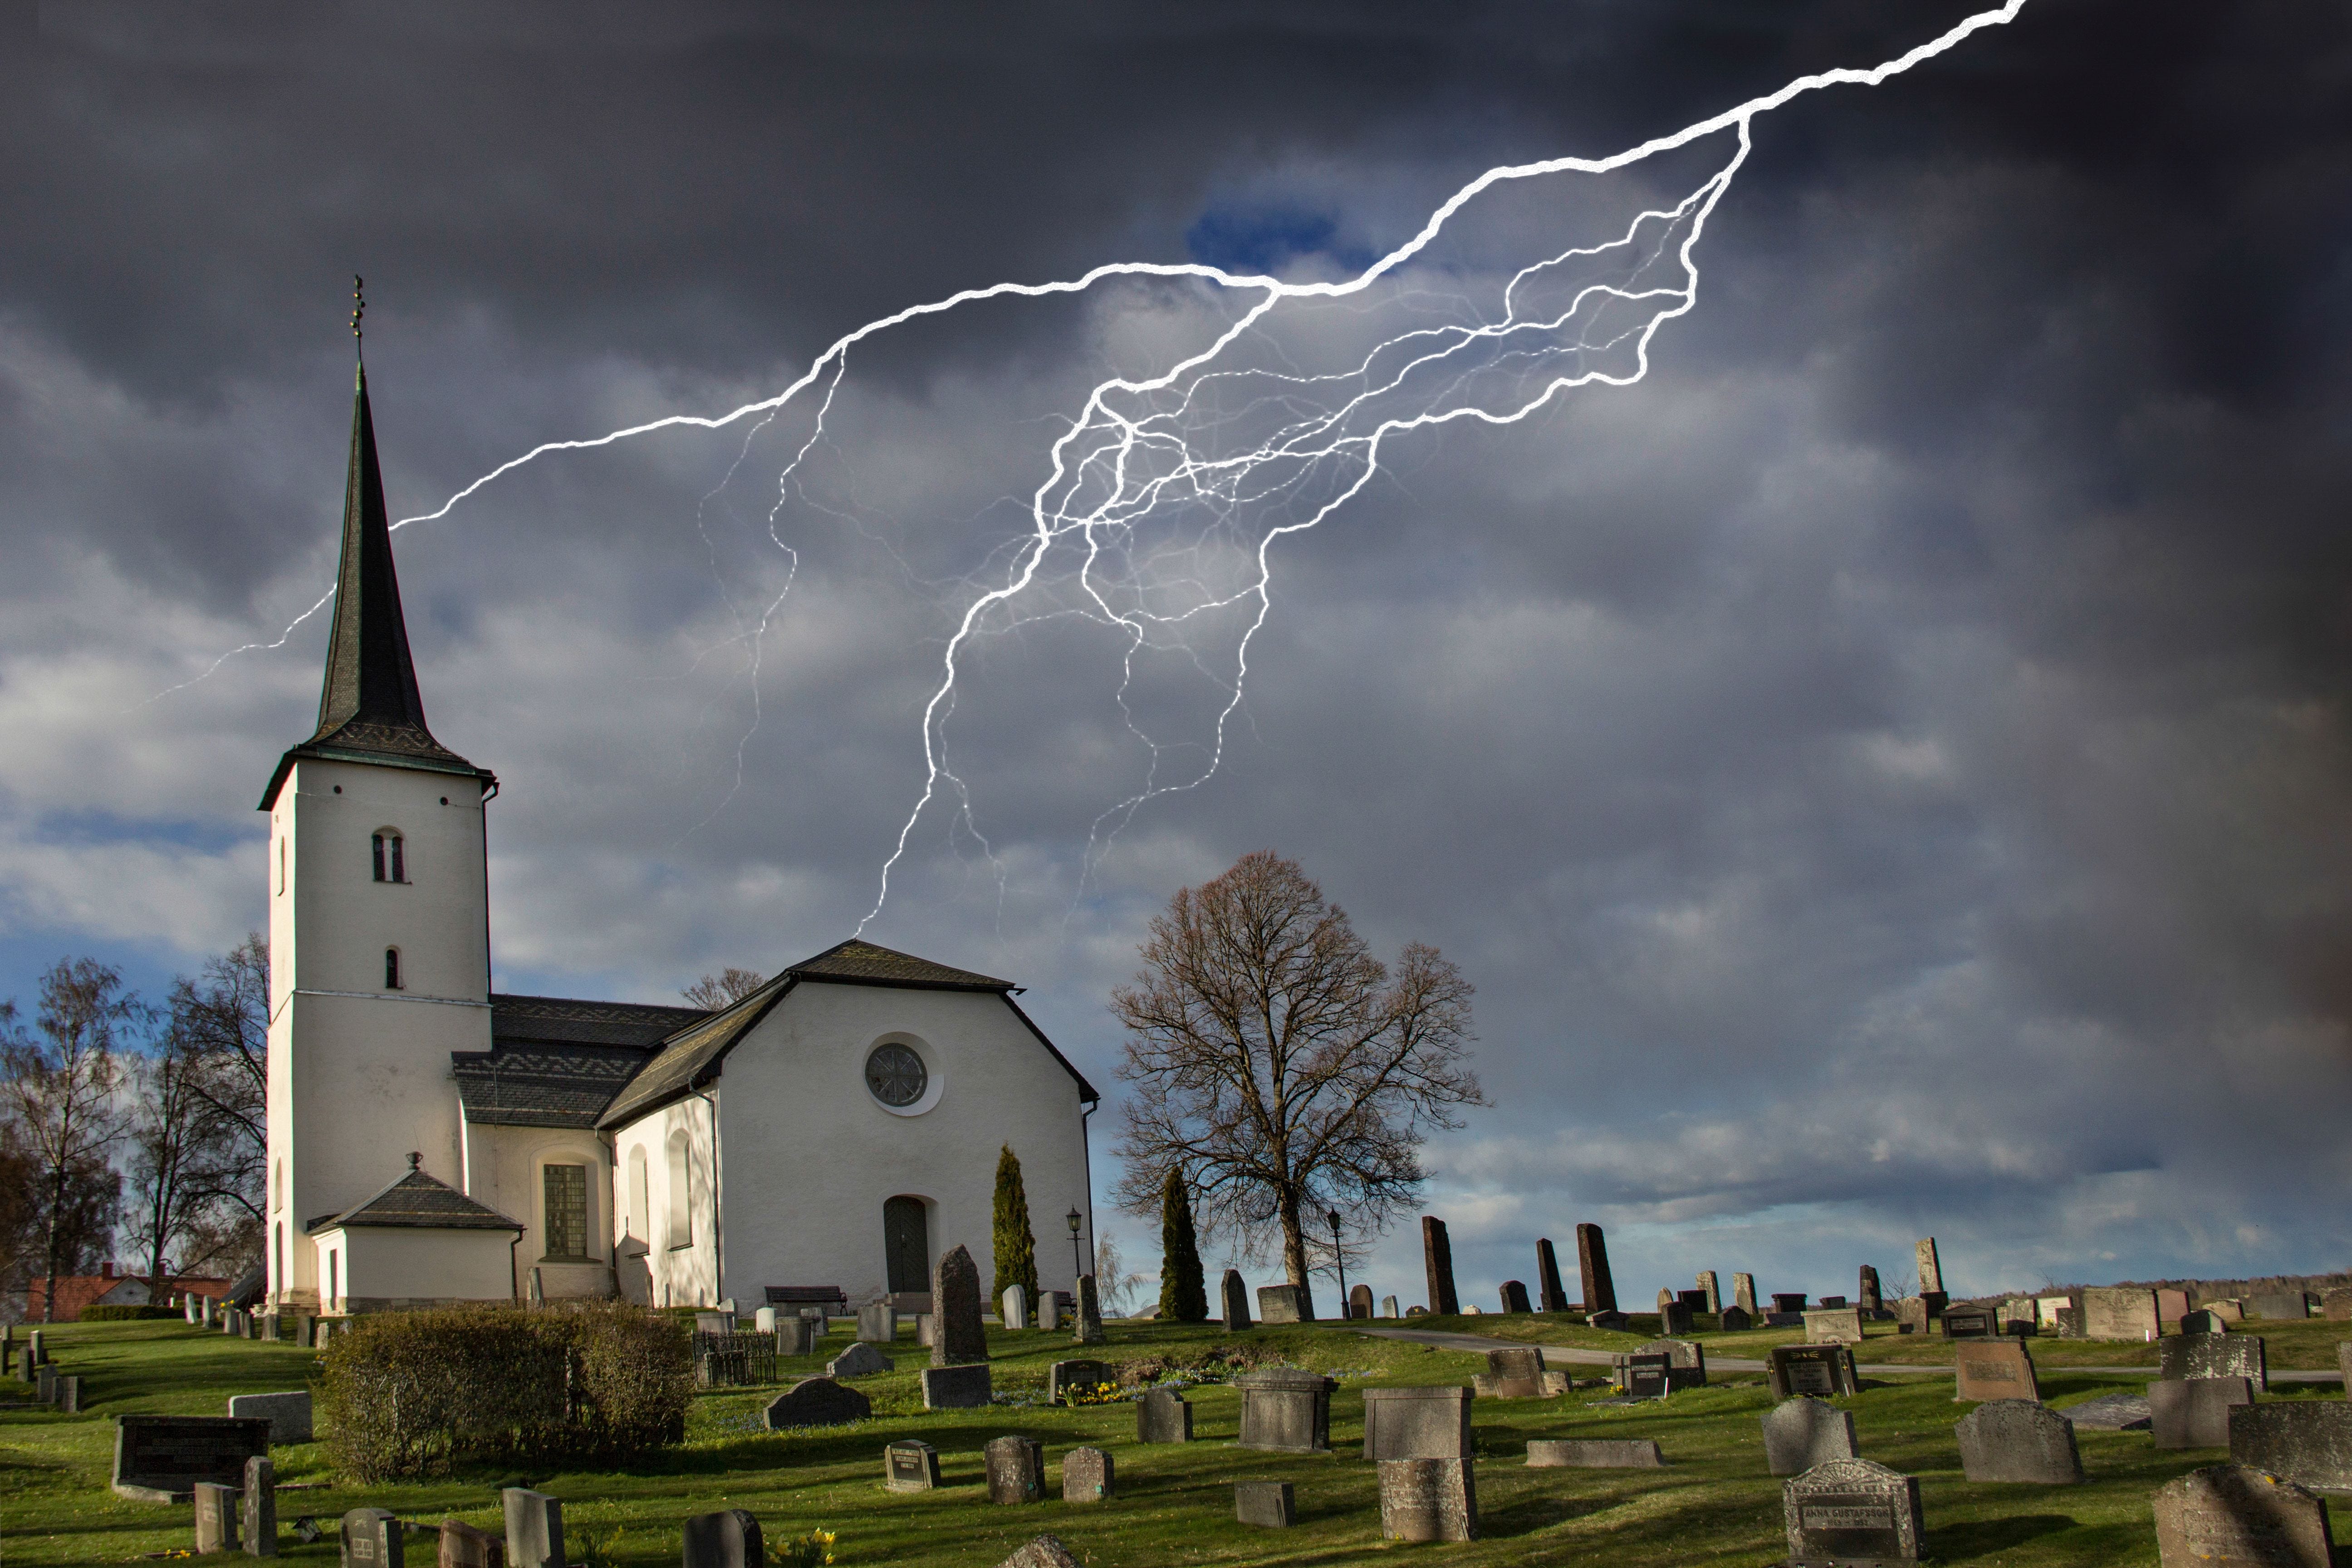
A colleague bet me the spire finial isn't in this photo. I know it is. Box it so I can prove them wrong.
[351,274,365,351]
[407,1150,421,1172]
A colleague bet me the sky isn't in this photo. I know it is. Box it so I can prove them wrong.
[4,0,2349,1313]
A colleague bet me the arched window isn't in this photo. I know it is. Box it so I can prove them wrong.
[277,838,286,895]
[273,1159,283,1212]
[665,1130,692,1246]
[327,1249,339,1311]
[372,831,406,883]
[543,1164,590,1259]
[384,947,402,990]
[629,1146,649,1244]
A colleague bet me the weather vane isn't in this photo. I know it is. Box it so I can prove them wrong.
[351,274,364,344]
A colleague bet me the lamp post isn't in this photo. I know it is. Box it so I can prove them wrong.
[1066,1206,1085,1283]
[1328,1209,1346,1318]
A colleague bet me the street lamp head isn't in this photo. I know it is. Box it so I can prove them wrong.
[1327,1209,1342,1234]
[1066,1206,1082,1236]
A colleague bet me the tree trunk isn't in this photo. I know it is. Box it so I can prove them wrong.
[1277,1186,1310,1288]
[42,1156,68,1323]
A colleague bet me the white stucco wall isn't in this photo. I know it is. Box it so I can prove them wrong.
[609,980,1094,1311]
[608,1095,717,1308]
[267,756,493,1309]
[461,1120,612,1301]
[313,1225,516,1313]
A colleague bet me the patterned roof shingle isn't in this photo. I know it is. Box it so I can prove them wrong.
[309,1159,523,1233]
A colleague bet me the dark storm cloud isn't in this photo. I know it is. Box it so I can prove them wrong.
[4,0,2350,1304]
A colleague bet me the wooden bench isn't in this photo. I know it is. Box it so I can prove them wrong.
[763,1285,849,1314]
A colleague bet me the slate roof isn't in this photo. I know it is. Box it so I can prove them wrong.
[595,938,1095,1128]
[308,1158,524,1234]
[491,993,710,1049]
[450,995,710,1127]
[261,362,493,810]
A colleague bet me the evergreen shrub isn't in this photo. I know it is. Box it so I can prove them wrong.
[317,1302,691,1480]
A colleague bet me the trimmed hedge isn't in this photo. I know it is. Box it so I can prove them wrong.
[81,1304,184,1321]
[317,1303,692,1481]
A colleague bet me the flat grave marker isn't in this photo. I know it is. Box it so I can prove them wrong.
[1526,1439,1663,1469]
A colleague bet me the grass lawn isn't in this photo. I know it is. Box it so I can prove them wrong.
[1417,1310,2352,1372]
[3,1315,2347,1566]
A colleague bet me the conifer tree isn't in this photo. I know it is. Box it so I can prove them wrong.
[990,1143,1039,1308]
[1157,1168,1209,1322]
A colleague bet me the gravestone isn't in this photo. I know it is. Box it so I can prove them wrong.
[1634,1337,1708,1390]
[502,1488,563,1568]
[2151,1377,2255,1450]
[2208,1298,2248,1324]
[1720,1304,1754,1331]
[776,1316,820,1356]
[885,1439,941,1492]
[1480,1344,1547,1398]
[1499,1280,1531,1315]
[985,1436,1046,1504]
[1769,1344,1859,1400]
[920,1364,993,1410]
[241,1454,275,1558]
[1613,1352,1672,1399]
[227,1392,313,1446]
[2323,1289,2352,1323]
[2181,1309,2229,1337]
[112,1415,273,1503]
[196,1482,241,1553]
[1257,1284,1313,1323]
[1235,1368,1336,1453]
[2156,1289,2192,1334]
[695,1310,735,1337]
[2250,1292,2312,1323]
[1784,1458,1923,1565]
[1941,1304,1999,1339]
[1763,1397,1858,1476]
[1805,1308,1865,1345]
[1576,1223,1617,1315]
[2229,1403,2352,1493]
[1061,1446,1113,1503]
[1697,1270,1722,1314]
[1659,1300,1694,1336]
[1234,1480,1295,1529]
[1423,1215,1461,1316]
[2341,1341,2352,1394]
[1378,1458,1477,1542]
[1526,1439,1664,1468]
[2083,1287,2161,1341]
[827,1341,893,1378]
[681,1509,762,1568]
[1859,1264,1883,1314]
[856,1298,897,1344]
[1220,1269,1253,1332]
[1954,1339,2040,1403]
[2153,1464,2336,1568]
[436,1520,500,1568]
[1137,1386,1192,1443]
[1733,1272,1758,1314]
[1537,1239,1569,1312]
[763,1377,872,1429]
[931,1243,987,1367]
[2053,1306,2082,1338]
[1074,1275,1107,1344]
[2163,1333,2268,1392]
[1772,1293,1809,1314]
[36,1365,56,1403]
[753,1306,778,1334]
[1349,1284,1374,1320]
[998,1538,1078,1568]
[1956,1400,2084,1483]
[1678,1289,1711,1314]
[1380,1294,1400,1319]
[1048,1359,1117,1406]
[1915,1237,1944,1297]
[341,1508,403,1568]
[1362,1386,1473,1460]
[2066,1392,2154,1431]
[56,1374,81,1413]
[1000,1284,1029,1331]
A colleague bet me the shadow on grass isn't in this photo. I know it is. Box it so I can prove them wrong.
[1928,1513,2081,1557]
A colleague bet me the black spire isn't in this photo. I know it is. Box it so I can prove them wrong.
[260,347,491,810]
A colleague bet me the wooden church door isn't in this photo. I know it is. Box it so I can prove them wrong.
[883,1196,930,1294]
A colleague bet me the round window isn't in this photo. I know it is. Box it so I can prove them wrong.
[865,1042,928,1107]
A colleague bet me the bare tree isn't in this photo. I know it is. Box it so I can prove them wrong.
[1111,851,1485,1291]
[682,968,767,1009]
[1,960,138,1320]
[1090,1228,1148,1318]
[168,936,269,1232]
[123,1024,217,1297]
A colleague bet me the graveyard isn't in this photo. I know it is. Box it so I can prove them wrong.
[5,1305,2350,1566]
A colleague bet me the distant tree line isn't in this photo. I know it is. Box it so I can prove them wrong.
[0,937,269,1320]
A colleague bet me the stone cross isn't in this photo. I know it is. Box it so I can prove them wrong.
[1955,1400,2083,1484]
[931,1244,987,1366]
[1074,1275,1107,1344]
[502,1488,564,1568]
[1061,1446,1114,1502]
[1422,1216,1460,1316]
[1575,1223,1616,1315]
[985,1436,1045,1504]
[1220,1269,1253,1332]
[681,1509,763,1568]
[241,1455,276,1558]
[1535,1239,1569,1312]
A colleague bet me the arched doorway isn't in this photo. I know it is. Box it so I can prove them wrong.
[883,1196,930,1294]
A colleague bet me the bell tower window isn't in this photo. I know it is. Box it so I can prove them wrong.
[385,947,403,990]
[372,831,406,883]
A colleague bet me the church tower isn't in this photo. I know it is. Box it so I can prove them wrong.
[260,357,497,1311]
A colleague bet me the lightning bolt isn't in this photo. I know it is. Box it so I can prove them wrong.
[165,2,2030,930]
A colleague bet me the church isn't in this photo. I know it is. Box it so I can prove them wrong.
[262,359,1098,1318]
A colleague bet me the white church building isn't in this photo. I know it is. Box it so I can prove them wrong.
[264,362,1098,1317]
